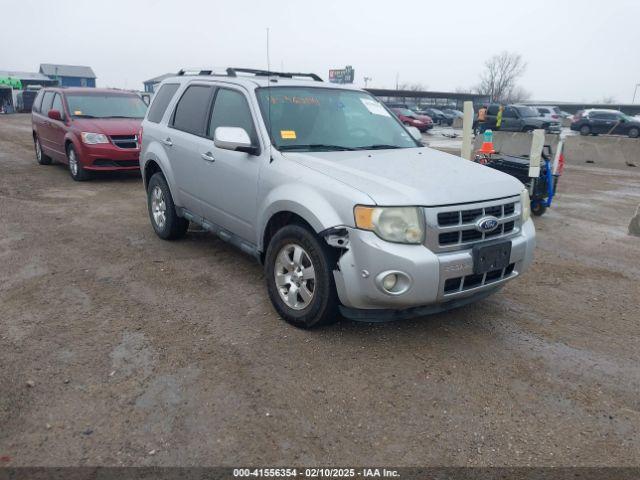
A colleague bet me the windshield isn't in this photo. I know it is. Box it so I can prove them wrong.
[66,94,148,119]
[516,106,540,117]
[256,87,419,151]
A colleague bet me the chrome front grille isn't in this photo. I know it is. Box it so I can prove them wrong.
[424,196,521,253]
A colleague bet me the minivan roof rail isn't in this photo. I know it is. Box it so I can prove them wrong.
[176,67,323,82]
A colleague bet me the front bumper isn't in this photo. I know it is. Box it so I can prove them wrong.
[77,143,140,171]
[332,218,536,315]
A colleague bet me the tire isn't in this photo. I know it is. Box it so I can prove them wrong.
[264,224,340,328]
[522,126,534,133]
[67,144,90,181]
[531,201,547,216]
[629,127,640,139]
[34,135,51,165]
[580,125,591,136]
[146,172,189,240]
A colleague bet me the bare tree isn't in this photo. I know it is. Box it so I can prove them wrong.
[476,51,527,103]
[600,95,617,104]
[503,85,531,104]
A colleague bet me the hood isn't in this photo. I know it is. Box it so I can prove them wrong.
[71,117,142,136]
[283,147,524,206]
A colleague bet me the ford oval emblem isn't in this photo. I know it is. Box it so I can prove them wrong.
[476,216,499,233]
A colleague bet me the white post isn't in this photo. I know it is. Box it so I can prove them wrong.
[529,129,545,178]
[461,101,474,160]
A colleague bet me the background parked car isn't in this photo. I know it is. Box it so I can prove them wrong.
[485,103,561,133]
[532,105,562,122]
[389,107,433,131]
[31,87,148,180]
[416,107,454,126]
[442,108,464,118]
[570,109,640,137]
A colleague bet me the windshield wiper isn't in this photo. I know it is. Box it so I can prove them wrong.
[353,144,403,150]
[73,114,97,118]
[279,144,355,151]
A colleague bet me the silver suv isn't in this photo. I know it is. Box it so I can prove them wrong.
[140,68,536,328]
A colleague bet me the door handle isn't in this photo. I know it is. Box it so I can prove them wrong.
[162,138,173,147]
[201,152,215,162]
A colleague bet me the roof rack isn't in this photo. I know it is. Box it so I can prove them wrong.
[175,67,323,82]
[226,68,323,82]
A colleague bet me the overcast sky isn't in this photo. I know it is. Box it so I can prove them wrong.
[3,0,639,103]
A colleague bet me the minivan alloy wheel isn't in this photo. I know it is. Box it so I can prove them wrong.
[35,140,42,161]
[69,149,79,176]
[151,185,167,229]
[274,243,316,310]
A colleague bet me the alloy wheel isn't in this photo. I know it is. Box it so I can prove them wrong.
[274,243,316,310]
[151,185,167,229]
[69,149,78,176]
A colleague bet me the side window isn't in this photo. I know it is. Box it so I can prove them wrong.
[51,94,64,118]
[538,108,549,114]
[41,92,55,114]
[147,83,179,123]
[171,85,213,136]
[590,112,605,120]
[504,107,517,118]
[208,88,258,144]
[601,113,617,120]
[487,105,499,115]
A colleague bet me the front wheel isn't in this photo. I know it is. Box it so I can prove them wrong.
[628,127,639,138]
[67,144,90,181]
[146,173,189,240]
[580,125,591,136]
[265,224,340,328]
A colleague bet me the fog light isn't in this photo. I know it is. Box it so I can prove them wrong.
[382,273,398,291]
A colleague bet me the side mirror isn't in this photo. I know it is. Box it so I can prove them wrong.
[214,127,257,154]
[407,126,422,141]
[48,109,62,121]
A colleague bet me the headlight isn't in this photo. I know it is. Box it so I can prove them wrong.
[81,132,109,145]
[520,189,531,222]
[354,206,425,244]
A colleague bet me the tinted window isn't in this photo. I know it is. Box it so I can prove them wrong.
[147,83,179,123]
[41,91,55,114]
[208,89,257,144]
[51,94,64,117]
[504,107,517,118]
[171,85,213,136]
[516,106,540,117]
[32,90,44,113]
[487,105,500,115]
[538,108,549,114]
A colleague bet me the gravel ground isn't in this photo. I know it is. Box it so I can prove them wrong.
[0,114,639,467]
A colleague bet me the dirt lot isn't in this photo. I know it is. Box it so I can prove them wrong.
[1,114,639,467]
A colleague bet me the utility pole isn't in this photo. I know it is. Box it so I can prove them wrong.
[395,73,399,90]
[633,83,640,104]
[364,76,372,88]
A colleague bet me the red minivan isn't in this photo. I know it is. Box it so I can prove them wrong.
[31,88,147,181]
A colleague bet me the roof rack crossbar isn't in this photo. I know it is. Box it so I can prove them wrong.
[226,67,323,82]
[176,68,323,82]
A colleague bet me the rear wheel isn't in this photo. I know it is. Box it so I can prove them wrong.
[34,136,51,165]
[580,125,591,136]
[67,144,90,181]
[628,127,639,138]
[146,172,188,240]
[265,224,340,328]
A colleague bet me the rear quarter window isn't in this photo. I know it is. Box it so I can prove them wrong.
[147,83,180,123]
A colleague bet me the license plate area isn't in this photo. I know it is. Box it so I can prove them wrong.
[473,241,512,274]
